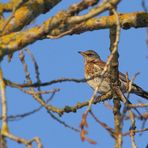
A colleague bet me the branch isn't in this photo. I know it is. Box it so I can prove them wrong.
[5,77,86,88]
[68,0,121,24]
[0,12,148,59]
[123,128,148,136]
[90,111,115,138]
[109,6,122,148]
[3,132,43,148]
[127,103,148,108]
[0,0,29,35]
[68,0,99,15]
[0,0,20,13]
[0,67,8,147]
[0,0,61,35]
[11,83,112,116]
[125,112,148,120]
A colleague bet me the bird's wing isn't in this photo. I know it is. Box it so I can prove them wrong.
[119,72,127,82]
[94,59,131,83]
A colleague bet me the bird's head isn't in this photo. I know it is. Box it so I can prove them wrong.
[78,50,100,62]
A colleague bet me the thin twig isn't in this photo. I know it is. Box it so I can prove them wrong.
[18,87,60,95]
[127,103,148,108]
[90,111,115,138]
[48,111,80,133]
[123,128,148,136]
[47,24,83,39]
[0,92,57,121]
[128,110,137,148]
[126,72,140,99]
[3,132,43,148]
[4,77,93,88]
[104,102,113,110]
[25,49,41,86]
[0,67,8,147]
[19,50,32,83]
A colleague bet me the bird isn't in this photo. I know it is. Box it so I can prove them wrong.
[79,50,148,100]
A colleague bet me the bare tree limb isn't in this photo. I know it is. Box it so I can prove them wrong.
[1,12,148,59]
[0,0,61,35]
[0,67,8,147]
[109,6,122,148]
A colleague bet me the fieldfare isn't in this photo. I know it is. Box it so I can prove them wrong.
[79,50,148,100]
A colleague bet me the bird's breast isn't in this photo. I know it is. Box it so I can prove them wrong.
[85,62,101,76]
[84,62,111,94]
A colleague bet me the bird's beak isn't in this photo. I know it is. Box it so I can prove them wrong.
[78,51,85,56]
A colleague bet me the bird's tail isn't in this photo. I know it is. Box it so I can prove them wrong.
[132,84,148,100]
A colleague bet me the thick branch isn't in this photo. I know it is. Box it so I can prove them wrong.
[109,8,122,148]
[0,12,148,59]
[0,0,20,13]
[0,0,61,35]
[75,12,148,32]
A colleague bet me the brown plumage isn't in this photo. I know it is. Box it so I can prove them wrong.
[79,50,148,100]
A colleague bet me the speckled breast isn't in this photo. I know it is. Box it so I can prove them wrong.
[84,62,111,94]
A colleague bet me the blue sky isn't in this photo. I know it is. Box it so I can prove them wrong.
[1,0,148,148]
